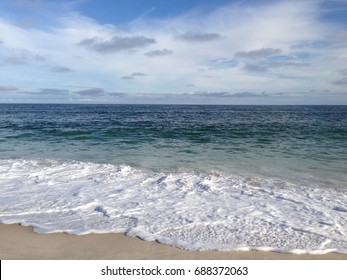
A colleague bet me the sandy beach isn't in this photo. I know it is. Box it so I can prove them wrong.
[0,223,346,260]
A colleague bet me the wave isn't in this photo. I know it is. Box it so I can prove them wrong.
[0,158,346,254]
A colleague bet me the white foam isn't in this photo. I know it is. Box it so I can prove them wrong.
[0,158,346,254]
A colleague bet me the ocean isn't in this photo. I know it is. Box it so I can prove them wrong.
[0,104,346,253]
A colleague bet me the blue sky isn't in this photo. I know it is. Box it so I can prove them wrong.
[0,0,346,104]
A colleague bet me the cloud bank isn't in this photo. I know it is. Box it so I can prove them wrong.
[145,49,173,57]
[79,35,156,53]
[235,48,282,60]
[177,32,222,42]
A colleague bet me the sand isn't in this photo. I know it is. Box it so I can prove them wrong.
[0,223,346,260]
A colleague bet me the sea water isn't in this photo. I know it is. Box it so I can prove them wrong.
[0,104,346,253]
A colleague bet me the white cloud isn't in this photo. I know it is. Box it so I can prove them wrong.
[0,0,346,104]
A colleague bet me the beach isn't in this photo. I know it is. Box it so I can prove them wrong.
[1,0,347,267]
[1,105,346,256]
[1,223,346,260]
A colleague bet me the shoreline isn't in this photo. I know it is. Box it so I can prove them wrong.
[0,223,346,260]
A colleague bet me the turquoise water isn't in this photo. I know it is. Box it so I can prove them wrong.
[0,104,346,253]
[1,104,346,184]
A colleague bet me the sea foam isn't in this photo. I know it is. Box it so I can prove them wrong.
[0,159,346,254]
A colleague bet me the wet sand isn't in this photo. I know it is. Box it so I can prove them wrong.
[0,223,346,260]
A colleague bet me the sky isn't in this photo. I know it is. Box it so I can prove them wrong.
[0,0,346,104]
